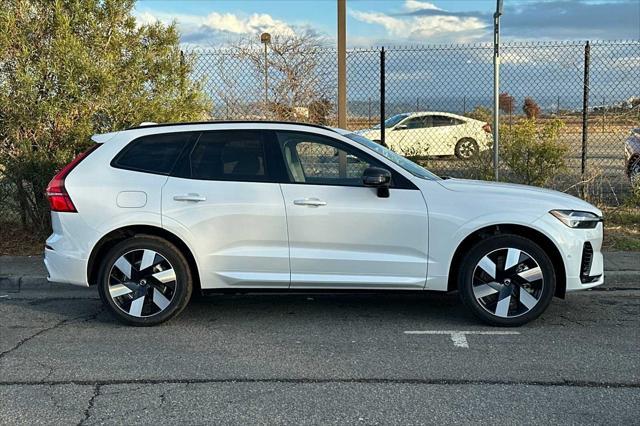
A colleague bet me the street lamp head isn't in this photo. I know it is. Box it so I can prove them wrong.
[260,32,271,44]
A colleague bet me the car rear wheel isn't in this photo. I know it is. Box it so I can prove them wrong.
[457,234,556,326]
[97,236,192,326]
[455,138,479,159]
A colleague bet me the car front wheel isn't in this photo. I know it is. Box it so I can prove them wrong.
[457,234,556,326]
[97,235,192,326]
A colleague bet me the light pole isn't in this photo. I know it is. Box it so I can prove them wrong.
[261,32,271,119]
[492,0,503,181]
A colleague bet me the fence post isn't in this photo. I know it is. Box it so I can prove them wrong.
[602,97,605,133]
[380,47,385,146]
[581,41,590,187]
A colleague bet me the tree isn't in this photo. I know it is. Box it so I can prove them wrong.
[0,0,211,235]
[499,92,515,114]
[523,97,541,119]
[227,31,332,121]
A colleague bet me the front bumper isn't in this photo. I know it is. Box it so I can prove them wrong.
[533,214,604,292]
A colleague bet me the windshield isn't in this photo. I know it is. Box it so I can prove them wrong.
[373,113,409,129]
[343,132,440,180]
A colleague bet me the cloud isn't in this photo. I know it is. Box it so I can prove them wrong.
[133,9,296,46]
[400,0,640,41]
[502,0,640,40]
[404,1,442,12]
[350,3,488,43]
[349,10,406,36]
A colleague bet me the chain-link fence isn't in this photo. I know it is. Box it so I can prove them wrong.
[189,40,640,203]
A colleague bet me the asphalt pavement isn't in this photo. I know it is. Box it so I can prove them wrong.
[1,275,639,425]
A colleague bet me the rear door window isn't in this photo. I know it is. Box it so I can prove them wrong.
[112,132,195,175]
[186,130,273,182]
[432,116,458,127]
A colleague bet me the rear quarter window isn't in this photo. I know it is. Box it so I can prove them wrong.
[112,132,195,175]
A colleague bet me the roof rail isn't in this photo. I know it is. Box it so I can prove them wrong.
[125,120,338,132]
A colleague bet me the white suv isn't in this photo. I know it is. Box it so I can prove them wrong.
[44,121,604,326]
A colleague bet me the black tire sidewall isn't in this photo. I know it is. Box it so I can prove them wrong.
[458,234,556,327]
[97,236,192,326]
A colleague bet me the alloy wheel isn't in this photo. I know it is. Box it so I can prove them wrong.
[457,139,478,159]
[472,248,544,318]
[108,249,177,318]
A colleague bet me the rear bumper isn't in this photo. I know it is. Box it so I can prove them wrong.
[43,212,94,287]
[44,246,89,286]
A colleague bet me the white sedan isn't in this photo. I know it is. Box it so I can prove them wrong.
[358,112,492,159]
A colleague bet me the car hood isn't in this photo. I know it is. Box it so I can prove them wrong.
[436,178,601,215]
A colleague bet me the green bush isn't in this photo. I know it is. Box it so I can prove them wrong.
[465,106,492,123]
[464,119,569,187]
[501,119,568,186]
[0,0,212,237]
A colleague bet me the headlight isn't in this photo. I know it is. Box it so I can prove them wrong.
[550,210,602,229]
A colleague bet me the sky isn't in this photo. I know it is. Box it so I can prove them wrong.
[134,0,640,48]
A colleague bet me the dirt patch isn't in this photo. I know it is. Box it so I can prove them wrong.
[0,222,44,256]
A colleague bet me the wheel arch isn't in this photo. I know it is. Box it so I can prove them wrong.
[87,225,201,292]
[446,223,567,298]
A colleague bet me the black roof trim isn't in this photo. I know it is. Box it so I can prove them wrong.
[126,120,338,133]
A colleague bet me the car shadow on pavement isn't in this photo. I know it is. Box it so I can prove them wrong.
[2,290,486,328]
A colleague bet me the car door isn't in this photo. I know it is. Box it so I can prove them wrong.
[429,115,460,155]
[161,129,290,289]
[395,115,433,156]
[277,130,429,289]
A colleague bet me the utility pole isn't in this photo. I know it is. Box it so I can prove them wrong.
[492,0,503,181]
[337,0,347,128]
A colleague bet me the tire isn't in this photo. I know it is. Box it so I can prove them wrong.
[629,156,640,187]
[454,138,479,160]
[457,234,556,327]
[97,235,193,326]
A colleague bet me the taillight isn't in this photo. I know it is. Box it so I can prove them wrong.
[482,123,492,133]
[46,144,101,212]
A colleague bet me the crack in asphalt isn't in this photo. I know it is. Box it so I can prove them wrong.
[0,377,638,389]
[78,383,101,426]
[0,309,104,360]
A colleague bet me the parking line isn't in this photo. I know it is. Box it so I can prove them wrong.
[404,330,521,348]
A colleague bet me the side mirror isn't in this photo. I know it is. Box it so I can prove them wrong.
[394,124,407,131]
[362,167,391,198]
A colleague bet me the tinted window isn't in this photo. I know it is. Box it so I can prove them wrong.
[113,132,193,175]
[277,131,386,186]
[432,116,460,127]
[405,116,431,129]
[188,130,269,181]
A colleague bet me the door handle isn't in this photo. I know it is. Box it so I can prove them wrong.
[173,193,206,202]
[293,198,327,207]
